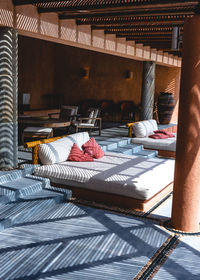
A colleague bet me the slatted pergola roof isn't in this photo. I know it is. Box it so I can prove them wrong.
[13,0,200,56]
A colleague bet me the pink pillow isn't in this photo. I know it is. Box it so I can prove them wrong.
[82,138,104,159]
[149,133,169,139]
[154,130,175,138]
[68,143,93,162]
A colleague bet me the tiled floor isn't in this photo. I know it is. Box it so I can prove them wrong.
[0,203,172,280]
[10,125,200,279]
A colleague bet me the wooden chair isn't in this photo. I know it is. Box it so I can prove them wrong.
[73,107,102,136]
[48,105,79,135]
[49,105,79,121]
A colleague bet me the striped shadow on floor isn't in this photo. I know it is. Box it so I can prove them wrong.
[152,235,200,280]
[0,202,172,280]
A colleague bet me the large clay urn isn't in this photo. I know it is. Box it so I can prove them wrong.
[157,92,175,124]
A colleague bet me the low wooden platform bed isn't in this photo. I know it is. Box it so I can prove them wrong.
[127,119,177,158]
[25,132,175,212]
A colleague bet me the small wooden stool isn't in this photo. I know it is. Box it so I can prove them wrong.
[22,127,53,144]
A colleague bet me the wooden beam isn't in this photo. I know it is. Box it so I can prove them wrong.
[105,28,183,35]
[37,1,198,12]
[76,15,192,25]
[13,0,72,5]
[129,37,173,41]
[59,8,195,20]
[39,1,198,14]
[91,22,184,30]
[116,34,176,38]
[13,0,197,6]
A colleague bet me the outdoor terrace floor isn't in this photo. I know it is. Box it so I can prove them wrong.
[2,124,200,280]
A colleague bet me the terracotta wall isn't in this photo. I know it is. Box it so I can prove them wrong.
[18,36,56,109]
[155,65,181,123]
[18,35,181,123]
[54,44,143,106]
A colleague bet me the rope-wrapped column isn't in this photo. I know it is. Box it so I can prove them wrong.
[0,27,18,169]
[140,61,155,120]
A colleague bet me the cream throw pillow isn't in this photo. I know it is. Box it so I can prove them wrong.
[133,119,158,138]
[39,132,90,165]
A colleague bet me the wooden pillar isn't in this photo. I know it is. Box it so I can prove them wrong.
[140,61,155,120]
[171,16,200,232]
[0,27,18,169]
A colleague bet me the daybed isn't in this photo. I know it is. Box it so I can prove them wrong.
[128,120,176,158]
[25,132,175,212]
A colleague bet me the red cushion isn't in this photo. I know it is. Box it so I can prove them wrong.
[154,130,175,138]
[149,133,169,139]
[82,138,104,159]
[68,143,93,162]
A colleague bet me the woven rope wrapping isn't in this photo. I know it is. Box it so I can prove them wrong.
[25,135,68,164]
[141,61,155,120]
[0,27,18,169]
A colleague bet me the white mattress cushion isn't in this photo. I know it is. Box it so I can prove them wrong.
[133,119,158,138]
[78,123,94,127]
[38,132,90,165]
[131,136,176,151]
[24,127,52,133]
[34,152,175,200]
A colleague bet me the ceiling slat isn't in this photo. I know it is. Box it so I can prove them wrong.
[76,15,191,26]
[13,0,199,57]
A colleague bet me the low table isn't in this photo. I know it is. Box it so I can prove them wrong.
[19,117,71,142]
[19,117,71,129]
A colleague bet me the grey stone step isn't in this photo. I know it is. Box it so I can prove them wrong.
[97,138,132,152]
[97,137,158,158]
[0,164,35,184]
[0,177,44,205]
[1,177,43,199]
[0,165,73,232]
[26,174,72,200]
[97,141,118,151]
[133,149,158,158]
[0,169,24,184]
[94,136,110,142]
[105,137,131,146]
[0,194,12,204]
[0,197,62,231]
[0,186,16,204]
[44,185,72,200]
[20,189,65,202]
[110,147,134,155]
[122,143,143,153]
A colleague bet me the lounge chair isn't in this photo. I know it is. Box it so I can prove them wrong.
[73,107,102,136]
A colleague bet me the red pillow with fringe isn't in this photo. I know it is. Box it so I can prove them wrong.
[154,130,175,138]
[68,143,93,162]
[82,138,104,159]
[149,133,169,139]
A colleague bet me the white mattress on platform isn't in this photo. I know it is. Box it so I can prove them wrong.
[131,136,176,151]
[34,152,175,201]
